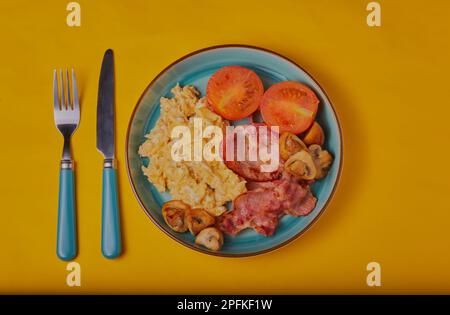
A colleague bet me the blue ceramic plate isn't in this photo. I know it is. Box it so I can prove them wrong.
[126,45,342,257]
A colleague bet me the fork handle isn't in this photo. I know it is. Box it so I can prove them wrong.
[57,163,77,261]
[101,162,122,259]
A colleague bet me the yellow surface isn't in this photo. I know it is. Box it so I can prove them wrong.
[0,0,449,294]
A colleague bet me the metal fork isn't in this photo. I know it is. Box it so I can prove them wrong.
[53,69,80,261]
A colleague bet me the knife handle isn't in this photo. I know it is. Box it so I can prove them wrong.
[57,163,77,261]
[101,164,122,259]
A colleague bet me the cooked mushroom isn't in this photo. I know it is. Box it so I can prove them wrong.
[302,122,324,146]
[162,200,191,232]
[186,209,215,235]
[285,150,317,180]
[195,227,224,251]
[279,132,307,161]
[309,144,333,179]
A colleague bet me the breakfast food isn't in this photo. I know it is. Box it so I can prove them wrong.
[279,132,307,161]
[195,227,224,251]
[161,200,224,250]
[161,200,190,232]
[285,150,317,180]
[219,172,316,236]
[186,209,215,235]
[206,66,263,120]
[139,65,334,251]
[138,85,247,212]
[222,123,282,182]
[308,144,333,179]
[302,122,324,146]
[260,81,319,134]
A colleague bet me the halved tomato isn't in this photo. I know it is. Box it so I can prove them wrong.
[260,81,319,134]
[206,66,264,120]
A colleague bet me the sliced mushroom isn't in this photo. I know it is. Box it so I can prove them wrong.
[186,209,215,235]
[285,150,317,180]
[302,122,324,146]
[309,144,333,179]
[279,132,307,161]
[162,200,191,232]
[195,227,224,251]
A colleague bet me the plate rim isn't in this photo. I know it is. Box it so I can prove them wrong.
[125,44,344,257]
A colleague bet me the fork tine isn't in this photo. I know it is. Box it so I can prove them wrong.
[59,69,66,110]
[71,69,79,111]
[53,69,60,110]
[66,69,72,109]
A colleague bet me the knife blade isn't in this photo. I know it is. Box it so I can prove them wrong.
[97,49,115,159]
[97,49,122,259]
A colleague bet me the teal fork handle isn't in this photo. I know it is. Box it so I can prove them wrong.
[101,168,122,258]
[57,168,77,261]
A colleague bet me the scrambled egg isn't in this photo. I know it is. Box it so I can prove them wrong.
[138,84,246,215]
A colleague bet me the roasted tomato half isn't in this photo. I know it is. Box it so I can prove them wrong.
[260,81,319,134]
[206,66,264,120]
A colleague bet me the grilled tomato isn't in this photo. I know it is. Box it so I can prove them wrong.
[260,81,319,134]
[206,66,263,120]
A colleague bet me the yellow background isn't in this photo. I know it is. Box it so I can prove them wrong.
[0,0,449,294]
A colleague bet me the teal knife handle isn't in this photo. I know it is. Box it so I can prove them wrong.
[101,167,122,258]
[57,167,77,261]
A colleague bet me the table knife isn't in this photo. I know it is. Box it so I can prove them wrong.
[97,49,122,258]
